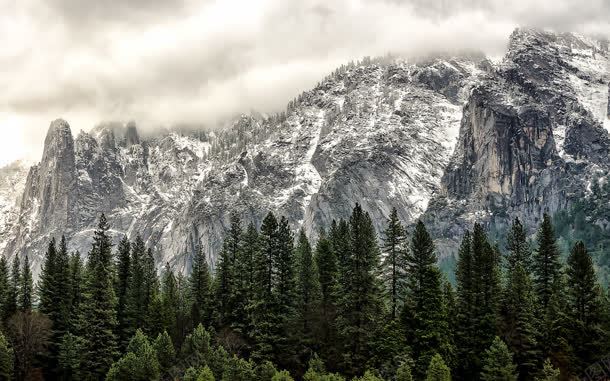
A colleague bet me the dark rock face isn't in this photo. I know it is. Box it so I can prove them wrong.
[423,29,610,256]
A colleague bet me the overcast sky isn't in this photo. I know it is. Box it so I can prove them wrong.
[0,0,608,166]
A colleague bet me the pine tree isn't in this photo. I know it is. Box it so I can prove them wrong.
[0,331,13,380]
[480,337,517,381]
[274,216,298,369]
[68,252,84,332]
[80,214,118,379]
[250,212,279,363]
[38,237,58,316]
[0,256,9,323]
[142,247,159,333]
[106,329,160,381]
[314,231,340,367]
[336,204,383,376]
[190,244,212,328]
[4,256,19,322]
[181,324,212,370]
[505,218,531,272]
[404,221,449,378]
[454,225,501,380]
[58,332,83,380]
[565,241,606,375]
[396,361,413,381]
[533,214,561,309]
[381,208,408,320]
[20,254,33,311]
[38,236,73,377]
[234,222,259,340]
[425,354,451,381]
[296,228,321,354]
[126,235,149,336]
[160,263,179,341]
[222,355,255,381]
[215,213,242,329]
[535,359,560,381]
[501,263,540,380]
[153,330,176,377]
[116,236,131,350]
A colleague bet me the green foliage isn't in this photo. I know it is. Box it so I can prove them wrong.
[533,214,562,309]
[425,354,451,381]
[221,355,255,381]
[255,360,279,381]
[0,331,13,379]
[403,221,449,378]
[20,254,33,311]
[566,241,606,375]
[336,204,384,376]
[354,370,385,381]
[454,225,501,380]
[535,359,560,381]
[80,214,119,379]
[296,228,321,349]
[395,361,413,381]
[190,244,213,329]
[199,366,216,381]
[181,324,212,369]
[115,236,131,350]
[106,329,160,381]
[272,370,295,381]
[480,337,517,381]
[58,332,83,380]
[215,213,242,329]
[153,330,176,375]
[381,207,408,319]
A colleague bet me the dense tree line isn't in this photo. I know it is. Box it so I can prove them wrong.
[0,207,608,380]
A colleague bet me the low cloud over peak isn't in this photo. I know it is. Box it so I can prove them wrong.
[0,0,608,165]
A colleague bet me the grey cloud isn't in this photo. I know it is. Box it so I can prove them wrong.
[0,0,608,164]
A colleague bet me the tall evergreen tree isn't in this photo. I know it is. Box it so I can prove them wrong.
[403,221,449,379]
[80,214,118,379]
[215,213,242,329]
[160,263,179,342]
[505,218,531,272]
[425,354,451,381]
[68,252,84,332]
[0,331,13,380]
[336,204,383,376]
[115,236,131,350]
[142,247,159,333]
[39,236,73,377]
[20,254,33,311]
[274,216,298,370]
[454,225,501,380]
[250,212,279,363]
[381,208,408,320]
[501,263,540,380]
[38,238,58,315]
[190,244,212,328]
[4,256,19,322]
[565,241,606,375]
[314,231,340,369]
[126,235,147,336]
[234,222,259,339]
[533,214,561,309]
[480,337,517,381]
[296,229,321,354]
[0,256,9,323]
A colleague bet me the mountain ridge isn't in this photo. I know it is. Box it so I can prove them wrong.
[1,28,608,277]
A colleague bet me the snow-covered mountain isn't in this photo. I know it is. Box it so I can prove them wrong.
[1,28,608,276]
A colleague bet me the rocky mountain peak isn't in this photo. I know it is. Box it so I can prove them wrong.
[125,121,140,147]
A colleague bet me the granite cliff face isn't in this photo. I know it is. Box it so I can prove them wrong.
[1,28,608,275]
[423,29,610,254]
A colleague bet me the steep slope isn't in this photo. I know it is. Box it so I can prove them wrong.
[1,28,608,276]
[423,29,610,256]
[0,161,29,254]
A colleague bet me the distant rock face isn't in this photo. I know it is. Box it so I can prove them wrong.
[423,29,610,255]
[1,28,608,276]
